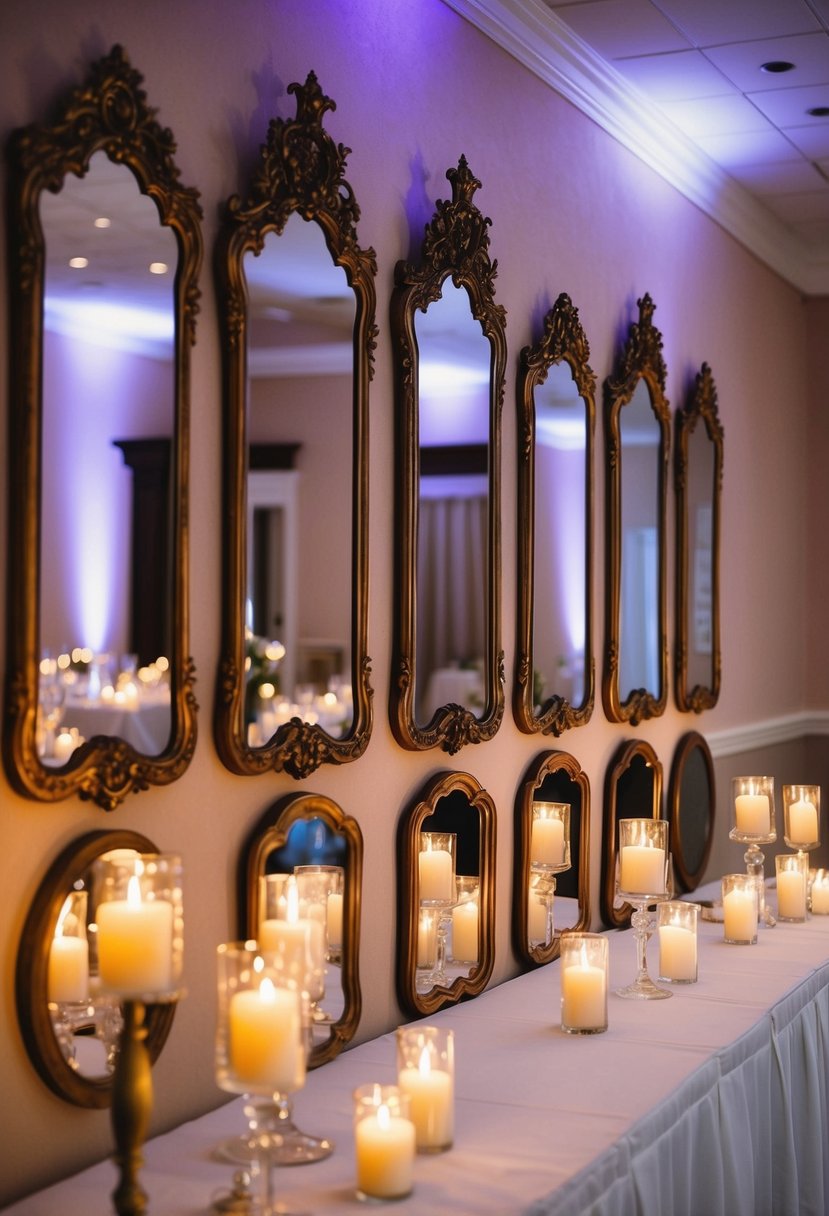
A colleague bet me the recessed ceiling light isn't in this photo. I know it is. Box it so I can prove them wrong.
[94,217,111,229]
[68,256,88,269]
[149,261,168,275]
[760,60,795,74]
[807,106,829,118]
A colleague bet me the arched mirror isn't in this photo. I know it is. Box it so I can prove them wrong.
[396,770,495,1016]
[601,738,663,927]
[675,363,723,712]
[515,293,595,735]
[240,791,362,1067]
[603,294,670,726]
[390,157,505,754]
[3,45,200,811]
[669,731,715,892]
[16,829,175,1107]
[513,749,591,967]
[214,72,375,780]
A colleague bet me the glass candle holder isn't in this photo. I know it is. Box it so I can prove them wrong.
[529,801,570,872]
[450,876,479,966]
[527,872,555,948]
[731,776,775,840]
[257,875,325,1007]
[92,852,183,1000]
[416,907,439,971]
[782,785,820,852]
[810,868,829,915]
[48,888,89,1006]
[560,932,608,1034]
[775,852,808,922]
[353,1084,416,1201]
[418,832,456,906]
[657,900,699,983]
[617,818,668,899]
[722,873,758,944]
[294,865,345,958]
[259,872,292,925]
[396,1025,454,1152]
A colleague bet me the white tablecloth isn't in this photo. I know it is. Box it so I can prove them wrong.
[7,902,829,1215]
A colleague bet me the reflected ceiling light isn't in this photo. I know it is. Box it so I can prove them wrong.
[94,216,111,228]
[44,296,174,348]
[536,412,587,451]
[149,261,169,274]
[760,60,795,74]
[68,256,88,269]
[419,359,490,393]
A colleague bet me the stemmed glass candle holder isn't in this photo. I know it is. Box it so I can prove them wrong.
[529,801,571,941]
[527,873,556,948]
[782,785,820,860]
[615,818,671,1000]
[258,875,326,1023]
[215,942,308,1215]
[450,876,479,967]
[418,832,456,988]
[657,901,699,984]
[730,776,776,927]
[560,932,608,1034]
[415,908,439,993]
[295,864,345,965]
[775,853,808,922]
[396,1025,455,1152]
[353,1085,416,1202]
[92,852,183,1216]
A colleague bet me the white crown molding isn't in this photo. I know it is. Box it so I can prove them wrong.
[442,0,829,296]
[705,712,829,759]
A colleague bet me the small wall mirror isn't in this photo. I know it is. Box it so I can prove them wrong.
[603,295,670,725]
[675,363,723,712]
[396,770,495,1016]
[16,830,175,1107]
[515,293,596,735]
[601,739,663,927]
[241,791,362,1066]
[390,156,506,754]
[513,750,591,967]
[214,72,375,780]
[3,45,201,811]
[669,731,715,892]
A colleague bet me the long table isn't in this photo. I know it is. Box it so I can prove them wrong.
[7,898,829,1215]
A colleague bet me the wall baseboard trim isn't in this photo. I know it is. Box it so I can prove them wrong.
[706,713,829,759]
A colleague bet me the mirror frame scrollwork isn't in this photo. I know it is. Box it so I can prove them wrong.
[3,44,201,811]
[668,730,716,893]
[675,362,723,713]
[241,791,363,1067]
[16,829,175,1108]
[602,293,670,726]
[390,156,506,754]
[396,769,496,1017]
[601,738,663,928]
[513,749,591,967]
[515,293,596,735]
[214,71,376,780]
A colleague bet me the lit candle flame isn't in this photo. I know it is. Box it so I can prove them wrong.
[286,875,299,924]
[418,1045,432,1077]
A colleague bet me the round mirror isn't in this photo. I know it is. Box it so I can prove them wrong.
[601,739,664,928]
[669,731,715,892]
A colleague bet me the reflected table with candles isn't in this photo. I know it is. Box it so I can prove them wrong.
[43,686,171,759]
[8,900,829,1216]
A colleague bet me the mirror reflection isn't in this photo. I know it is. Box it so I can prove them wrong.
[669,731,715,892]
[601,739,663,928]
[619,380,661,699]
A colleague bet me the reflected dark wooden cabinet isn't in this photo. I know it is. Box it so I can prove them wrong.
[601,739,664,928]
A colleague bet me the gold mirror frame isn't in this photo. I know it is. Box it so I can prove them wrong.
[602,294,670,726]
[515,293,596,735]
[214,73,376,780]
[241,791,362,1067]
[513,749,591,967]
[600,738,663,928]
[3,45,201,811]
[396,769,496,1016]
[675,363,723,712]
[668,730,716,893]
[390,157,505,754]
[16,829,175,1108]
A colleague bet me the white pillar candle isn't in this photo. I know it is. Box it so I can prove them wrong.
[451,899,479,963]
[734,793,770,835]
[326,891,344,949]
[397,1048,454,1151]
[619,844,665,895]
[788,799,818,846]
[777,870,807,920]
[811,874,829,914]
[657,923,696,981]
[258,913,325,1000]
[48,936,89,1004]
[52,730,76,764]
[355,1103,416,1199]
[527,889,550,944]
[418,848,453,902]
[95,878,174,995]
[416,910,437,967]
[723,887,756,942]
[530,816,565,866]
[228,979,304,1092]
[561,955,606,1030]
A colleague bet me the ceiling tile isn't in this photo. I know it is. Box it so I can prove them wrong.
[782,124,829,157]
[651,0,820,47]
[704,33,829,93]
[748,83,829,126]
[695,126,805,168]
[658,93,779,137]
[546,0,690,58]
[614,48,735,99]
[728,159,829,195]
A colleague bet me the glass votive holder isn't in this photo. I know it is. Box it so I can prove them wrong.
[416,907,439,970]
[91,852,183,999]
[617,818,668,899]
[295,864,345,962]
[731,776,775,840]
[559,932,608,1035]
[418,832,456,906]
[48,889,89,1005]
[257,875,324,1003]
[810,868,829,915]
[775,852,808,922]
[721,873,758,944]
[527,873,554,947]
[782,785,820,851]
[530,801,570,871]
[353,1083,416,1201]
[451,876,479,965]
[396,1025,454,1152]
[258,871,291,926]
[657,900,699,983]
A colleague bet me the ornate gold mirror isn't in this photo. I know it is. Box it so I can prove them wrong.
[390,157,505,754]
[513,749,591,966]
[675,363,723,712]
[396,770,495,1016]
[16,829,175,1107]
[601,738,663,928]
[214,72,376,780]
[515,293,596,735]
[241,791,362,1066]
[602,294,670,726]
[3,45,200,811]
[669,731,715,893]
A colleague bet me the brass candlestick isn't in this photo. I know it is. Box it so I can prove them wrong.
[111,1000,152,1216]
